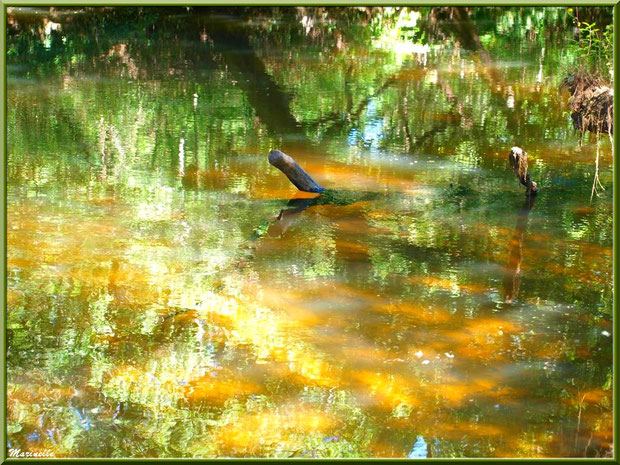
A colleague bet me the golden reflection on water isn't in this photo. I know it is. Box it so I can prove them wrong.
[6,7,614,459]
[7,144,613,457]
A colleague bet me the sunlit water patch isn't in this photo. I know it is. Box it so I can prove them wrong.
[7,5,613,459]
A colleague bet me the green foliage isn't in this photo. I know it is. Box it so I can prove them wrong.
[568,9,614,77]
[6,6,613,459]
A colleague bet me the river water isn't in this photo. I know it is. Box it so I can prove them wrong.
[6,6,613,458]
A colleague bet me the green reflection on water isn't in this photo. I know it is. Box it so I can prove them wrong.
[7,6,613,459]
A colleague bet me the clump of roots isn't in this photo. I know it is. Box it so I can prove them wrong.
[562,71,613,142]
[562,71,613,202]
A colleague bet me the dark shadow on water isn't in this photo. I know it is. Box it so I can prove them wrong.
[267,189,384,238]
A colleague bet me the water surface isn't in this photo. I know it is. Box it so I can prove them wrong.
[6,6,613,458]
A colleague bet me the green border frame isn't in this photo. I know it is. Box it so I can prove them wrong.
[0,1,617,5]
[1,2,617,464]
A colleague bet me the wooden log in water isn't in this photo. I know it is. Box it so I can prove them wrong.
[509,146,538,195]
[268,149,325,193]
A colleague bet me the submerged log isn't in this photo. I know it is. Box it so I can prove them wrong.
[268,149,325,193]
[509,146,538,195]
[261,190,383,238]
[259,149,386,238]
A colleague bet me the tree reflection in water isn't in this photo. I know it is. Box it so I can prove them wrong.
[6,6,613,459]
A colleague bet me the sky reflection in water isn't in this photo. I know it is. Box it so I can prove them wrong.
[6,6,613,459]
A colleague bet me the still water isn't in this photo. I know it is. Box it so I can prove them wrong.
[6,7,613,458]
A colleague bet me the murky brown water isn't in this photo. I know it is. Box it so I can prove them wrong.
[7,6,613,458]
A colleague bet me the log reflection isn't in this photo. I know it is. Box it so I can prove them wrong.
[502,194,537,304]
[268,197,317,238]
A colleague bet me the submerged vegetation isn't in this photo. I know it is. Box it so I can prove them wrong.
[6,6,613,459]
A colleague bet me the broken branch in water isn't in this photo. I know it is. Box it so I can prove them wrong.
[268,149,326,193]
[509,146,538,195]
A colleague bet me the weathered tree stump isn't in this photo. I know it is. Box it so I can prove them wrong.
[268,149,325,193]
[509,146,538,195]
